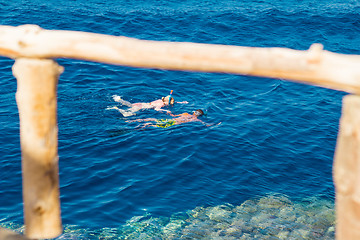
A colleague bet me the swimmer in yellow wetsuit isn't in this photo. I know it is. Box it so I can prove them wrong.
[154,119,177,128]
[127,109,210,128]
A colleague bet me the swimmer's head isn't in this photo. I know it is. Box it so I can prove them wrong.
[162,95,175,105]
[193,109,204,117]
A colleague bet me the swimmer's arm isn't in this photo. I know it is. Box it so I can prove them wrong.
[176,101,189,104]
[196,118,219,127]
[197,119,207,126]
[202,120,222,127]
[156,108,171,113]
[154,106,170,113]
[166,112,181,117]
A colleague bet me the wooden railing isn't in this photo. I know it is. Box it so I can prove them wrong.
[1,24,360,239]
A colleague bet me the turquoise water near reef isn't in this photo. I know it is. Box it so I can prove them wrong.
[1,0,357,238]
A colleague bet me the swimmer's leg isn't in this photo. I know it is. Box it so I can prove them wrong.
[106,106,119,111]
[112,95,132,107]
[136,122,155,129]
[125,106,144,116]
[106,106,135,117]
[118,109,136,117]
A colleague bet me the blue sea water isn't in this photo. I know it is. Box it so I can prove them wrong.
[0,0,358,238]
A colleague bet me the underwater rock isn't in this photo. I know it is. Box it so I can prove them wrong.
[289,228,311,239]
[182,224,212,238]
[257,194,292,209]
[163,219,185,237]
[224,226,243,237]
[236,199,258,214]
[327,226,335,233]
[188,206,205,219]
[278,206,296,222]
[295,215,309,225]
[97,227,119,240]
[277,230,290,239]
[213,222,231,231]
[231,218,253,233]
[239,233,253,240]
[324,226,336,239]
[1,194,336,239]
[207,205,233,223]
[59,225,91,240]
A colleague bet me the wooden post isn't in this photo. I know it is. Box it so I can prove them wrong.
[334,94,360,239]
[13,58,63,239]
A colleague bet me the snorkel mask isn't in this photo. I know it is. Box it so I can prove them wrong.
[161,95,174,105]
[162,90,174,105]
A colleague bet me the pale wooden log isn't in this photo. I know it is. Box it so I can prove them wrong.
[333,95,360,239]
[13,58,63,239]
[1,25,360,94]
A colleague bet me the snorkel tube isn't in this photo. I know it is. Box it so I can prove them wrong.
[169,90,173,105]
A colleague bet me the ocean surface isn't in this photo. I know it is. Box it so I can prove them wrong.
[1,0,358,239]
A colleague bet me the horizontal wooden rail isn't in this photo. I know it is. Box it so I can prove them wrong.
[1,25,360,94]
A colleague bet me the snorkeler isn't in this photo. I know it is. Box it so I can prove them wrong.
[127,109,210,128]
[107,94,188,117]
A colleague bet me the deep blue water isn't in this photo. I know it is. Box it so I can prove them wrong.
[0,0,357,236]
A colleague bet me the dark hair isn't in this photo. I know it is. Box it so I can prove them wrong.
[194,109,204,117]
